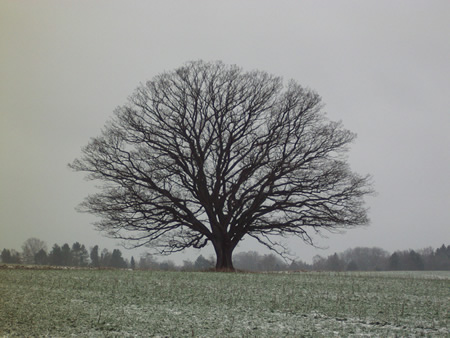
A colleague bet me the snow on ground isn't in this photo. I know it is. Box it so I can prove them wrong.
[0,268,448,336]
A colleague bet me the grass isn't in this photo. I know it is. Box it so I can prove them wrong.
[0,267,449,336]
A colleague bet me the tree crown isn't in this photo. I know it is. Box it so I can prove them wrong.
[70,61,373,268]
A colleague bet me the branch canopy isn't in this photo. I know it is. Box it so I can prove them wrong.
[70,60,373,260]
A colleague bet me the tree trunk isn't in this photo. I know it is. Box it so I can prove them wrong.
[213,239,235,271]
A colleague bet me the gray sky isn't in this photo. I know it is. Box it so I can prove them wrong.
[1,0,449,264]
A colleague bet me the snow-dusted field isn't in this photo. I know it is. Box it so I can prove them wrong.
[0,267,448,337]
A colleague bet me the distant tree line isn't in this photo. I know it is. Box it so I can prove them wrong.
[299,245,450,272]
[225,245,450,272]
[0,237,215,271]
[1,238,128,269]
[1,238,449,271]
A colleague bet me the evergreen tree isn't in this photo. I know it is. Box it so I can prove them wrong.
[1,249,12,263]
[71,242,82,266]
[34,249,48,265]
[434,244,450,270]
[325,253,344,271]
[79,244,89,267]
[90,245,100,267]
[388,252,400,270]
[111,249,127,268]
[406,250,424,270]
[61,243,72,266]
[72,242,89,267]
[49,244,63,266]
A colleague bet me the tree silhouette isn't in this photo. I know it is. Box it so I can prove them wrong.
[70,61,373,270]
[90,245,100,267]
[34,249,48,265]
[72,242,89,267]
[49,244,63,266]
[1,249,12,263]
[61,243,72,266]
[111,249,127,268]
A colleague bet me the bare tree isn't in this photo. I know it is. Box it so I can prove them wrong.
[22,238,47,265]
[70,61,373,270]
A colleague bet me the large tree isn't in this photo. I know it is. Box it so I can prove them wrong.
[70,61,373,270]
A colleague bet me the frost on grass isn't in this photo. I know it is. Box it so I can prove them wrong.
[0,269,449,337]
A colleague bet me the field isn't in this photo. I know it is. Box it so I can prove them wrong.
[0,267,448,337]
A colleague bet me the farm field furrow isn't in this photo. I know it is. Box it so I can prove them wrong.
[0,268,449,337]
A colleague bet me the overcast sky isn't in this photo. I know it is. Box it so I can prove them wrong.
[1,1,449,264]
